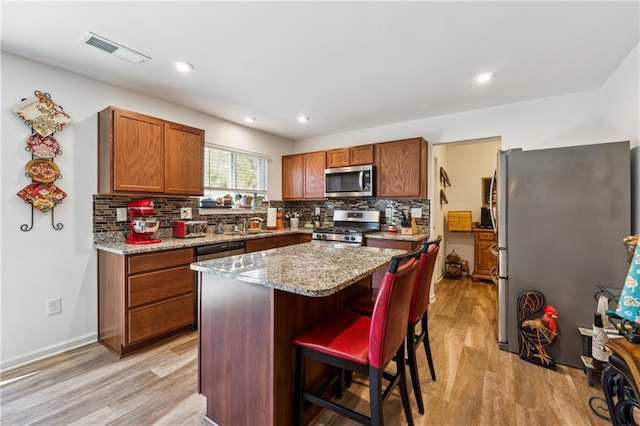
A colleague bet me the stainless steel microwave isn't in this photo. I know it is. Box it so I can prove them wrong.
[324,165,374,197]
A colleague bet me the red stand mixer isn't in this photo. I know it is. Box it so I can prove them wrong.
[125,199,162,244]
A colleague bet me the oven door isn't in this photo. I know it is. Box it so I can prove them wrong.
[324,165,373,197]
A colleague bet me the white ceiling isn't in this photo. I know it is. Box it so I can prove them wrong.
[2,1,638,141]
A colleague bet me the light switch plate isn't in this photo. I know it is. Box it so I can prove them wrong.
[411,207,422,218]
[116,208,127,221]
[180,207,193,220]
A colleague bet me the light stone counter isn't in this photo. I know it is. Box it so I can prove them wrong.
[94,228,312,255]
[191,242,405,297]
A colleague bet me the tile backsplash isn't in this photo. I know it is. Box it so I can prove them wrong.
[93,194,430,238]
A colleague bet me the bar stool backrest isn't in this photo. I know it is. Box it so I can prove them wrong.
[409,237,441,324]
[369,250,420,369]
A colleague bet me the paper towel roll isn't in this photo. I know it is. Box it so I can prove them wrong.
[267,207,277,230]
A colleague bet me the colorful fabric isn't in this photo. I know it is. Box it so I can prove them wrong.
[616,243,640,322]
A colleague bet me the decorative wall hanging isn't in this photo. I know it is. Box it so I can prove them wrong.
[12,91,72,136]
[517,290,558,370]
[12,91,71,231]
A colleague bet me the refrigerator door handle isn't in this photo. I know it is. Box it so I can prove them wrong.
[489,168,497,232]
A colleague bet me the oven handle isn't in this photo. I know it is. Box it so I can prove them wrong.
[359,171,364,192]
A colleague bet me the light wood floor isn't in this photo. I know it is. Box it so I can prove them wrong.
[1,277,609,425]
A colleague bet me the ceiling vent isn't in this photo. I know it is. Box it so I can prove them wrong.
[81,32,151,65]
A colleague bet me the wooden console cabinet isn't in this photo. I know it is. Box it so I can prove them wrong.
[98,247,195,357]
[98,107,204,196]
[472,228,497,281]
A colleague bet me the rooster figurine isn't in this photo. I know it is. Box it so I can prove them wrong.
[517,290,558,370]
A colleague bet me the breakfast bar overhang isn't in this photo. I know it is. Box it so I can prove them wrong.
[191,242,405,426]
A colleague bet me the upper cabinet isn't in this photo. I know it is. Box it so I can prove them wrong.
[282,151,326,200]
[98,107,204,196]
[327,144,374,168]
[375,137,428,198]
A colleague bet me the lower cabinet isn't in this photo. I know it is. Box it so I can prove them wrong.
[472,228,497,281]
[246,234,304,253]
[98,247,195,357]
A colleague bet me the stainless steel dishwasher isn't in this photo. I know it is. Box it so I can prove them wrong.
[194,240,246,329]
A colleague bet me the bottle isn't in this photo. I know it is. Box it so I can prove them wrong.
[276,208,283,230]
[592,312,609,374]
[314,214,321,228]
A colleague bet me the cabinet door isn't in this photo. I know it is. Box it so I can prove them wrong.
[282,154,304,199]
[327,148,349,168]
[165,122,204,195]
[350,144,374,165]
[375,138,427,198]
[113,109,165,193]
[303,151,326,199]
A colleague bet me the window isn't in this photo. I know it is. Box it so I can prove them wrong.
[203,144,268,199]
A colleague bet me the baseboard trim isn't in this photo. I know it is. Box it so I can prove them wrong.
[1,333,98,373]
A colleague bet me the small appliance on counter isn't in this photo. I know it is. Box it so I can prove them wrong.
[173,220,208,238]
[125,199,162,244]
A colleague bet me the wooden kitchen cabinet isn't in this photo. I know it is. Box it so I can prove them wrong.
[98,106,204,196]
[98,247,195,357]
[282,151,326,200]
[327,144,374,168]
[246,234,303,253]
[303,151,326,199]
[472,228,497,282]
[375,137,428,198]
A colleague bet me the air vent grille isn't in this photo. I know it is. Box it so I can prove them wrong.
[81,32,150,64]
[84,36,119,54]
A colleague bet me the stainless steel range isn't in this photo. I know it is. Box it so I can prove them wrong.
[312,210,381,244]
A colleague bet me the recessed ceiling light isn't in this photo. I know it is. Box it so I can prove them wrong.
[297,116,310,123]
[174,61,194,73]
[476,72,493,84]
[244,117,256,123]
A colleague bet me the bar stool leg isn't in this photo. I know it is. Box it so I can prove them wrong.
[406,322,425,414]
[398,344,415,426]
[295,346,305,426]
[369,366,384,426]
[422,315,436,381]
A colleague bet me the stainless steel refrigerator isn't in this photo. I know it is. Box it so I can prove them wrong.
[492,141,631,368]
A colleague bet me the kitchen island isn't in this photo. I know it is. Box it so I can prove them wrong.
[191,242,405,426]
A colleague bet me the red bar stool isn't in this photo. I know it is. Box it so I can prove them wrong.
[349,236,441,415]
[292,249,421,426]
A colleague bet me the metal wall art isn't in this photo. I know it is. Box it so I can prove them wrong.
[12,91,71,231]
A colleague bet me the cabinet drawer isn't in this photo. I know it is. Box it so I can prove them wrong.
[477,231,496,241]
[246,235,300,253]
[365,238,417,252]
[128,248,194,274]
[128,265,194,308]
[127,294,194,344]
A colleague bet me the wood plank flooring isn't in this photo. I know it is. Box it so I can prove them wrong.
[1,277,610,425]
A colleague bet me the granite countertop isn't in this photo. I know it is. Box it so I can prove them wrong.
[191,242,406,297]
[94,228,313,255]
[366,231,430,242]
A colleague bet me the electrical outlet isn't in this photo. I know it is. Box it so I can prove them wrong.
[47,298,61,316]
[411,207,422,218]
[315,207,321,215]
[180,207,192,220]
[116,207,127,221]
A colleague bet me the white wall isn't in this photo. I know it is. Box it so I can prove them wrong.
[0,52,292,370]
[297,43,639,235]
